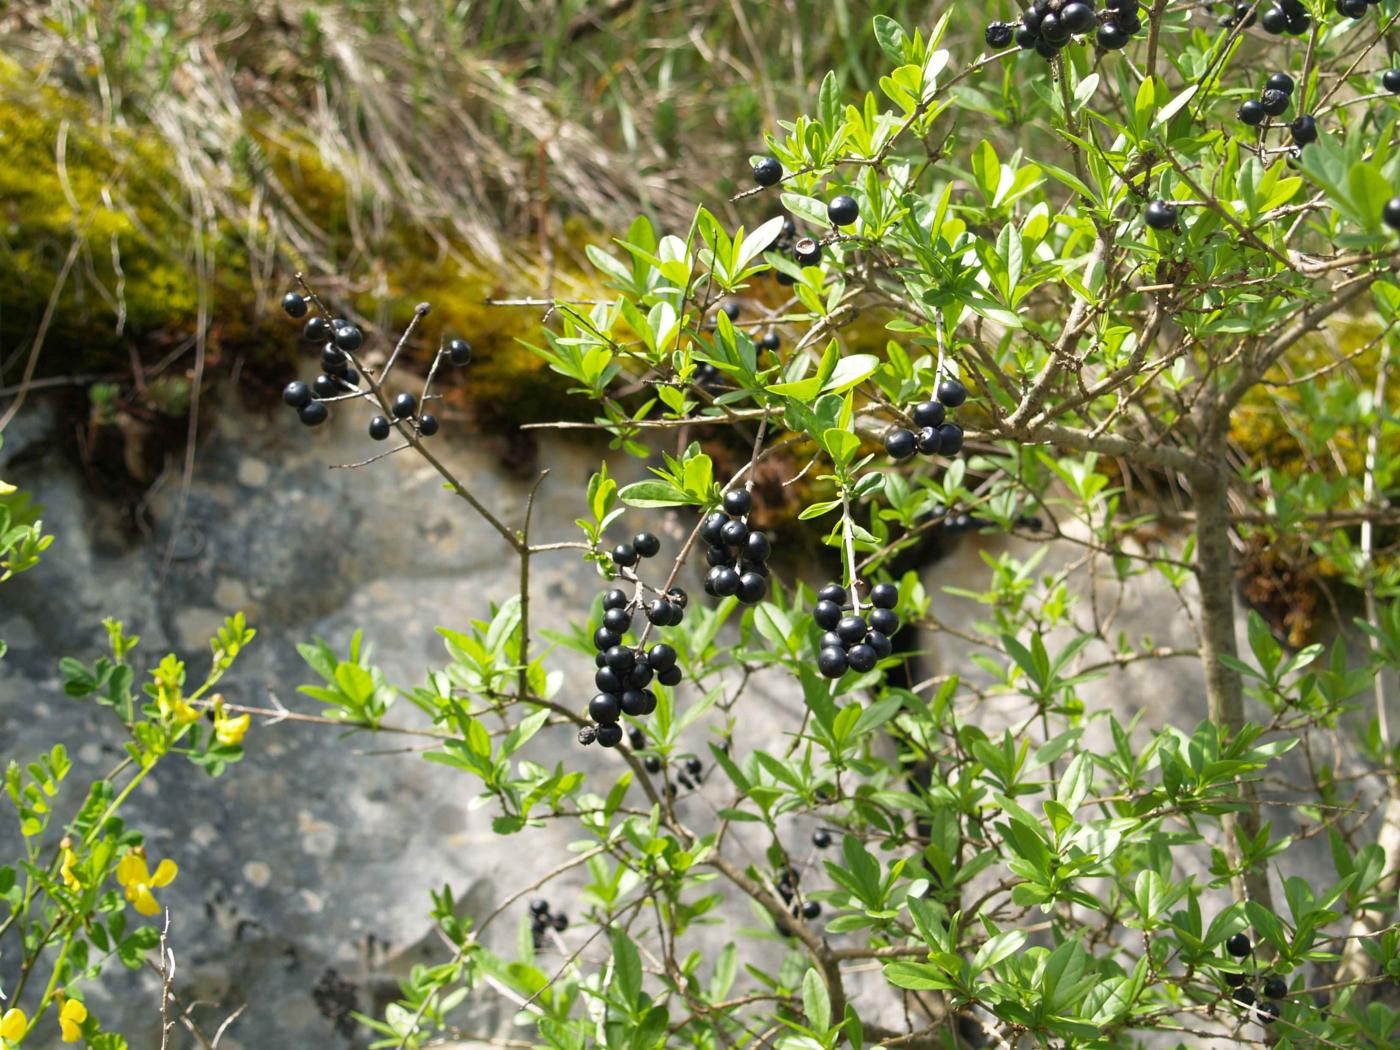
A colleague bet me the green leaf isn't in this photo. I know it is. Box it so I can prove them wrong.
[802,967,831,1033]
[619,479,695,508]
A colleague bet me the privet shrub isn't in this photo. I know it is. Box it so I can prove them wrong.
[7,5,1400,1048]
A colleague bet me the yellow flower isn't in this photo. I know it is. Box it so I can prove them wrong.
[115,851,177,916]
[0,1007,27,1043]
[59,845,80,892]
[212,696,250,747]
[0,480,15,496]
[58,999,86,1042]
[151,656,199,726]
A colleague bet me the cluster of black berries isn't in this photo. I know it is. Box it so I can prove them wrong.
[776,866,821,921]
[1237,73,1316,146]
[643,750,705,788]
[700,490,771,605]
[749,161,862,279]
[581,573,686,748]
[987,0,1142,58]
[528,898,568,947]
[1254,0,1312,34]
[611,528,661,570]
[1221,933,1286,1025]
[278,289,471,436]
[813,582,899,678]
[883,377,968,461]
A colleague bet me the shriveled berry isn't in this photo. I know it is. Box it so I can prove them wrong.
[885,428,917,460]
[597,723,623,748]
[870,583,898,609]
[612,543,638,567]
[368,416,392,440]
[299,402,329,427]
[827,194,859,226]
[753,156,783,186]
[818,646,848,678]
[1260,87,1290,115]
[723,489,753,517]
[589,693,621,724]
[916,426,942,455]
[282,380,312,408]
[392,392,417,418]
[794,237,822,266]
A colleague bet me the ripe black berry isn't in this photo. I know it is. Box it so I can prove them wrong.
[628,663,653,688]
[552,913,569,931]
[720,519,750,546]
[597,723,623,748]
[814,600,843,630]
[1258,1001,1281,1024]
[604,645,636,672]
[596,667,623,693]
[313,374,340,399]
[818,646,847,678]
[867,630,893,658]
[1041,12,1070,42]
[303,316,331,343]
[589,693,621,723]
[298,402,329,427]
[603,588,629,610]
[813,829,831,848]
[447,338,473,365]
[334,324,364,352]
[869,607,899,635]
[282,380,312,408]
[709,565,741,596]
[700,512,728,546]
[530,898,550,916]
[646,600,673,626]
[417,414,439,437]
[594,626,621,652]
[633,532,660,558]
[1238,99,1265,126]
[820,630,843,649]
[985,21,1015,47]
[753,156,783,186]
[936,378,968,408]
[817,584,847,604]
[1016,24,1039,47]
[885,428,917,460]
[368,416,391,440]
[392,392,417,419]
[1385,69,1400,94]
[647,644,677,672]
[1096,22,1129,48]
[1285,8,1309,31]
[685,756,703,777]
[836,615,867,645]
[759,331,781,351]
[1225,970,1248,988]
[612,543,638,567]
[846,643,878,672]
[621,688,649,716]
[1266,72,1295,96]
[801,900,821,920]
[916,427,942,456]
[1226,933,1252,957]
[1262,976,1287,999]
[707,544,735,568]
[827,195,859,227]
[1144,200,1178,230]
[1259,4,1286,30]
[1061,1,1096,32]
[937,422,964,455]
[657,665,683,687]
[912,400,946,428]
[1290,114,1317,145]
[644,755,662,773]
[870,583,898,609]
[745,531,771,561]
[1337,0,1367,16]
[1385,197,1400,231]
[1260,88,1290,116]
[603,607,632,633]
[343,369,360,386]
[1233,986,1257,1007]
[723,489,753,517]
[282,291,308,318]
[737,572,767,604]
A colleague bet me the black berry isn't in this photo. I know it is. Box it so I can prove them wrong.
[836,615,868,645]
[827,195,859,227]
[282,381,312,408]
[597,723,623,748]
[912,400,946,428]
[1097,22,1129,48]
[282,291,308,318]
[604,645,635,672]
[392,392,417,419]
[720,302,741,323]
[885,428,917,460]
[700,512,728,545]
[1233,986,1257,1007]
[596,667,623,693]
[628,663,653,688]
[552,913,569,931]
[1238,99,1265,126]
[646,644,677,672]
[368,416,391,440]
[603,589,629,610]
[753,156,783,186]
[1260,3,1287,29]
[813,600,843,630]
[937,422,964,455]
[709,565,741,597]
[1144,200,1178,230]
[321,345,349,374]
[936,378,967,408]
[603,607,632,633]
[817,646,847,678]
[298,402,328,427]
[985,21,1015,47]
[1260,88,1291,116]
[313,374,340,399]
[1290,114,1317,145]
[870,583,898,609]
[867,630,893,658]
[1226,933,1252,957]
[657,666,683,687]
[589,693,621,724]
[530,898,550,916]
[644,755,662,773]
[737,572,767,604]
[813,829,831,848]
[334,324,364,352]
[720,519,750,546]
[1384,69,1400,94]
[685,756,703,777]
[303,316,331,343]
[1262,976,1287,999]
[846,643,878,672]
[916,427,942,456]
[418,414,439,437]
[723,489,753,517]
[802,900,822,919]
[1265,72,1295,96]
[1061,1,1096,32]
[793,237,822,266]
[1258,1001,1281,1024]
[745,531,771,562]
[758,331,781,351]
[1385,197,1400,231]
[817,584,847,604]
[612,543,638,568]
[633,532,660,558]
[620,688,650,716]
[1225,970,1248,988]
[869,607,899,635]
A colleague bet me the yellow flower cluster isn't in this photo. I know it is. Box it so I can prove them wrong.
[0,998,86,1045]
[212,696,250,747]
[151,656,198,726]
